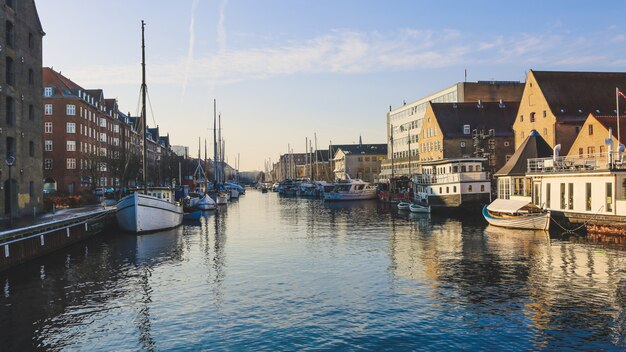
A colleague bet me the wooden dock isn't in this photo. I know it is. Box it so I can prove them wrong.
[0,207,116,272]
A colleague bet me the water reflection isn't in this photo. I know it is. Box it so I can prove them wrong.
[0,191,624,351]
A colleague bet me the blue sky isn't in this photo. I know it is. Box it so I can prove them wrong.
[37,0,626,170]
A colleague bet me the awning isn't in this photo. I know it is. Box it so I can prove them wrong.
[487,199,533,213]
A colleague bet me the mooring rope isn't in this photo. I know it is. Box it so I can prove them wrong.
[549,205,605,234]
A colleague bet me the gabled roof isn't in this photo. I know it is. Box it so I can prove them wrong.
[495,130,553,177]
[334,143,387,155]
[313,150,330,162]
[42,67,83,95]
[590,114,626,144]
[532,70,626,123]
[430,101,519,138]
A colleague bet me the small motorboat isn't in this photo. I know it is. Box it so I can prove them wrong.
[397,202,411,210]
[483,199,550,230]
[409,203,431,213]
[183,209,203,221]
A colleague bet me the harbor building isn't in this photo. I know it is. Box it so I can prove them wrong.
[0,0,44,219]
[332,143,387,182]
[172,145,189,159]
[415,101,518,176]
[513,70,626,155]
[381,81,524,178]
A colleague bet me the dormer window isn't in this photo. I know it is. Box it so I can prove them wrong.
[463,125,470,135]
[44,87,53,97]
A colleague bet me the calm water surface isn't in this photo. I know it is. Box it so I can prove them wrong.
[1,191,625,351]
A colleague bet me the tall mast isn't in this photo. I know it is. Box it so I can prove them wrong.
[219,113,222,183]
[141,20,148,195]
[213,99,217,190]
[390,124,395,178]
[204,138,208,191]
[314,133,319,180]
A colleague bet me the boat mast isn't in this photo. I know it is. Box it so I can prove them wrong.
[408,130,411,176]
[213,99,217,191]
[141,20,148,195]
[390,124,395,179]
[204,138,208,192]
[314,133,319,181]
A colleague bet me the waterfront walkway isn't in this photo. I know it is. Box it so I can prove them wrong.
[0,204,111,233]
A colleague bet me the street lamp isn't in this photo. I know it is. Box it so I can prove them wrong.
[6,155,15,227]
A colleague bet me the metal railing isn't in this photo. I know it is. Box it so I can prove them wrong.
[413,171,488,184]
[527,152,626,173]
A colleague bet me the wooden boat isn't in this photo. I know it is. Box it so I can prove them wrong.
[116,22,183,233]
[482,199,550,230]
[409,203,431,213]
[397,202,411,210]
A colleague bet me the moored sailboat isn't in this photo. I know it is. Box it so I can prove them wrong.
[116,21,183,233]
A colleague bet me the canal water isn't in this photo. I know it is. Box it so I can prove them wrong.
[1,191,625,351]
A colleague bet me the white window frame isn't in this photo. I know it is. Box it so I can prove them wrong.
[67,140,76,151]
[463,124,470,135]
[44,140,53,151]
[43,87,53,97]
[66,104,76,116]
[44,122,53,133]
[44,104,53,115]
[66,158,76,169]
[66,122,76,133]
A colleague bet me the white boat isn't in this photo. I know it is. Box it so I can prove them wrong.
[116,22,182,233]
[483,199,550,231]
[117,191,183,233]
[397,202,411,210]
[216,191,229,205]
[197,193,216,210]
[409,203,431,213]
[323,179,377,201]
[229,187,239,199]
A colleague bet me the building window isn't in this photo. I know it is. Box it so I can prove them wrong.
[560,183,566,209]
[5,96,14,126]
[463,125,470,135]
[589,124,593,135]
[66,122,76,133]
[543,128,547,136]
[44,159,52,170]
[543,110,547,118]
[546,183,551,208]
[66,104,76,116]
[99,132,107,142]
[44,87,53,97]
[521,131,525,140]
[520,115,524,122]
[44,122,53,133]
[579,148,583,157]
[28,68,34,85]
[606,182,613,212]
[99,118,107,128]
[29,141,35,157]
[44,104,53,115]
[6,137,14,159]
[5,56,14,86]
[568,183,574,210]
[530,112,535,122]
[67,140,76,151]
[586,183,592,211]
[468,185,473,192]
[29,104,35,121]
[600,146,605,154]
[29,181,34,197]
[66,158,76,169]
[587,146,595,156]
[506,154,512,161]
[45,140,52,151]
[5,21,14,48]
[480,185,485,192]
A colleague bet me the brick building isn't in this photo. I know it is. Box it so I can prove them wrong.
[0,0,44,218]
[513,70,626,155]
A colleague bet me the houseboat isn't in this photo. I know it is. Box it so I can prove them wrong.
[412,158,492,209]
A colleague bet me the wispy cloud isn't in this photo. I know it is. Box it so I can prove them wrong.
[67,27,626,87]
[181,0,200,100]
[217,0,228,53]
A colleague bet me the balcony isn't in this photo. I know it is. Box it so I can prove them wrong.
[527,152,626,174]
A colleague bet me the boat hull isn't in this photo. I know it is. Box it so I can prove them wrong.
[409,204,431,213]
[116,193,183,233]
[216,192,229,205]
[324,190,377,201]
[482,205,550,231]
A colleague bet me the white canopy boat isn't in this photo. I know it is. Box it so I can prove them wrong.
[483,199,550,230]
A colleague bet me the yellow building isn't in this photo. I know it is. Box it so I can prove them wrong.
[513,70,626,155]
[568,113,626,158]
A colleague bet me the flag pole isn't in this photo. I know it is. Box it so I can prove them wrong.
[618,87,621,148]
